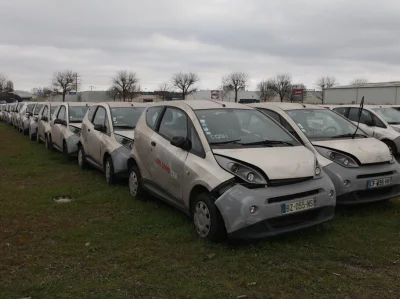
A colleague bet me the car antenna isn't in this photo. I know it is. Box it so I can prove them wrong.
[352,96,364,139]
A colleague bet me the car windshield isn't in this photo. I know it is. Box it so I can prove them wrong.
[34,104,43,115]
[110,107,145,129]
[285,109,365,140]
[194,108,299,148]
[50,106,59,115]
[69,106,89,123]
[26,104,36,113]
[372,108,400,125]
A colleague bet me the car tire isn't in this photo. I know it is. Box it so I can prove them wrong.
[192,193,226,242]
[29,130,34,141]
[128,164,145,199]
[36,131,41,143]
[45,135,52,151]
[383,140,397,156]
[63,140,71,160]
[77,146,87,169]
[105,156,116,184]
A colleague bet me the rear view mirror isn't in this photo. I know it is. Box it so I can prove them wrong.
[170,136,191,151]
[54,119,67,126]
[94,124,105,132]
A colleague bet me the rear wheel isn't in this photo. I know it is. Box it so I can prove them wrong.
[63,140,71,160]
[45,135,52,151]
[105,156,116,184]
[77,146,87,169]
[192,193,226,242]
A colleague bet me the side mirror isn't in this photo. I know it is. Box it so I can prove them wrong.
[94,124,105,132]
[54,119,66,126]
[170,136,191,151]
[365,121,374,127]
[41,116,48,122]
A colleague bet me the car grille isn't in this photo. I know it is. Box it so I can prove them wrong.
[268,189,320,204]
[268,176,313,187]
[357,171,395,179]
[268,208,322,229]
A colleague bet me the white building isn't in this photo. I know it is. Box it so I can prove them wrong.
[324,82,400,105]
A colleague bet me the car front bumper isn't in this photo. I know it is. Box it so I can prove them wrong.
[66,134,80,155]
[323,162,400,204]
[215,174,336,239]
[29,121,38,136]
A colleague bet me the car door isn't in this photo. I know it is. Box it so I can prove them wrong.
[52,105,67,149]
[347,108,375,136]
[87,106,107,165]
[151,107,189,204]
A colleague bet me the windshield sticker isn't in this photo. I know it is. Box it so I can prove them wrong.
[200,119,206,123]
[203,127,209,132]
[210,134,229,140]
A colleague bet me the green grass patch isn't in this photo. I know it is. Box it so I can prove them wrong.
[0,123,399,298]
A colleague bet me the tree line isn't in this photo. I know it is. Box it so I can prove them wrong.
[31,70,371,103]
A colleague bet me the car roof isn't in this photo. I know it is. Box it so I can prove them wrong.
[249,102,326,111]
[104,102,149,108]
[149,100,254,110]
[63,102,92,107]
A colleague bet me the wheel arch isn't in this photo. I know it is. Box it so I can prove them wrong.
[189,184,211,215]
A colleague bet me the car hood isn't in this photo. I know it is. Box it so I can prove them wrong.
[313,138,391,164]
[212,146,316,179]
[114,130,135,140]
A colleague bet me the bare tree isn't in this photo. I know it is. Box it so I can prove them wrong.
[156,81,172,101]
[32,87,53,99]
[0,74,7,92]
[4,80,13,92]
[111,70,139,102]
[351,78,369,85]
[221,72,249,103]
[106,87,119,102]
[267,74,292,102]
[52,70,79,102]
[256,80,276,102]
[171,72,199,100]
[127,84,141,101]
[315,76,338,103]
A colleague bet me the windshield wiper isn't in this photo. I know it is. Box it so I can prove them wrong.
[241,140,293,146]
[114,125,135,129]
[331,133,367,138]
[209,139,242,145]
[69,120,83,123]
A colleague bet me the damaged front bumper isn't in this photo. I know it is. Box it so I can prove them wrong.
[65,135,80,156]
[323,162,400,204]
[214,174,336,239]
[110,146,131,178]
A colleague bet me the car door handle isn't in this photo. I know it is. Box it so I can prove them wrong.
[88,129,90,132]
[151,141,156,147]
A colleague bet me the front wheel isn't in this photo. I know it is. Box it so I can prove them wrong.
[36,131,41,143]
[77,146,87,169]
[383,140,397,156]
[192,193,226,242]
[105,156,116,184]
[45,135,52,151]
[128,165,145,199]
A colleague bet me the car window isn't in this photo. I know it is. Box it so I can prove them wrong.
[372,108,400,125]
[87,106,97,122]
[285,109,363,140]
[41,106,48,118]
[57,106,66,121]
[69,106,89,123]
[372,115,386,128]
[348,108,373,125]
[195,109,299,148]
[27,104,36,113]
[159,108,188,140]
[333,107,348,116]
[110,107,145,129]
[34,104,43,115]
[146,106,163,130]
[189,121,204,157]
[93,106,107,126]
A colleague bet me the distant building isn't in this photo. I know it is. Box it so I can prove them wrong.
[324,82,400,105]
[48,91,163,103]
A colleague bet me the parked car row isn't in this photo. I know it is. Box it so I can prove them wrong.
[1,100,400,241]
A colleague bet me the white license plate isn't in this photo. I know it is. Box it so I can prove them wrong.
[367,177,392,189]
[281,198,316,215]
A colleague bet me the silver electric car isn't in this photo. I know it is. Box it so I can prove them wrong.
[18,102,37,135]
[78,102,147,183]
[28,103,44,141]
[251,103,400,204]
[127,100,336,241]
[50,102,91,156]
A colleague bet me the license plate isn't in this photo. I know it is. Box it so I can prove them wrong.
[281,198,316,215]
[367,177,392,189]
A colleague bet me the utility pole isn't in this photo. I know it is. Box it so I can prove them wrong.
[75,72,78,92]
[89,85,94,91]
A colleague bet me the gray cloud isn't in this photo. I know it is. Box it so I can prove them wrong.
[1,0,400,91]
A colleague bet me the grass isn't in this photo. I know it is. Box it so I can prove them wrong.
[0,123,400,299]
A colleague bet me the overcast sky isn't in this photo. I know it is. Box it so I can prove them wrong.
[1,0,400,92]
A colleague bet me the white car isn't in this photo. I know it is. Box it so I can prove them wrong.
[37,102,62,145]
[28,103,45,141]
[250,103,400,204]
[50,102,91,156]
[18,102,37,135]
[330,105,400,155]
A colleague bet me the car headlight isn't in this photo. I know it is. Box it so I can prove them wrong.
[69,125,81,137]
[214,155,267,185]
[315,146,359,168]
[115,134,134,150]
[315,159,322,177]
